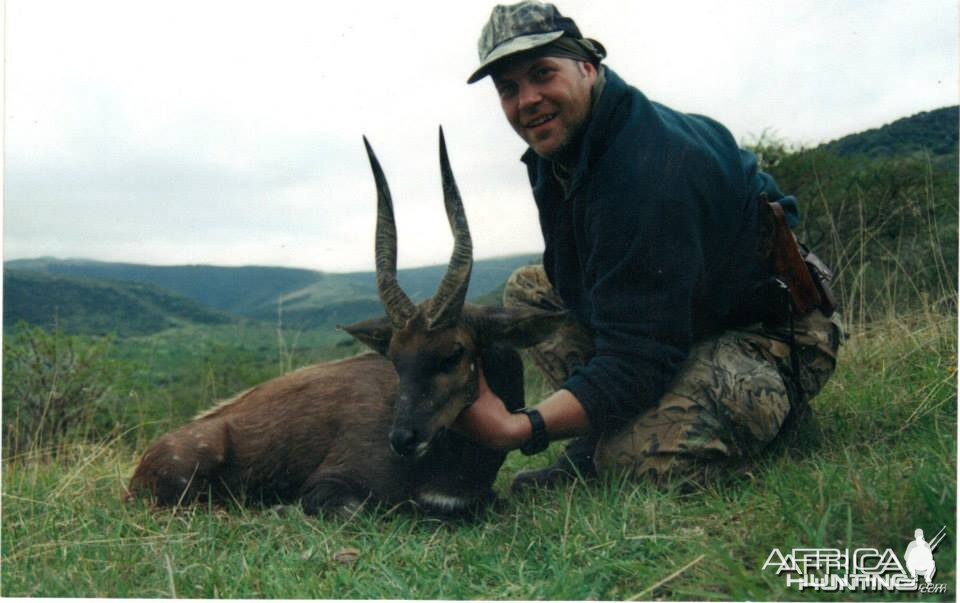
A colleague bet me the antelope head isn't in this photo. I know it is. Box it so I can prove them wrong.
[342,128,564,457]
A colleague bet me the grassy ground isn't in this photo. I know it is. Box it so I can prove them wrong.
[2,309,954,600]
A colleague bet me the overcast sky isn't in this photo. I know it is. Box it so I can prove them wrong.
[5,0,957,272]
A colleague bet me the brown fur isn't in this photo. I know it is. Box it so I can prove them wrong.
[126,306,564,515]
[128,354,398,507]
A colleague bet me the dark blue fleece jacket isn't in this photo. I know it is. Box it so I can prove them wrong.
[522,67,798,430]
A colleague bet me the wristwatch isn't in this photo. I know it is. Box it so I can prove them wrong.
[513,407,549,456]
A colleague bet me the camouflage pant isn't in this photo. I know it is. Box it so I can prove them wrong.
[503,265,843,484]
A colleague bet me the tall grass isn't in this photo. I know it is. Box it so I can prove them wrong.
[757,144,957,327]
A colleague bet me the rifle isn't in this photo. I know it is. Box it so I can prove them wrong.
[758,194,837,318]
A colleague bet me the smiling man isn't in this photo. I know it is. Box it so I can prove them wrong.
[454,1,843,490]
[493,54,596,162]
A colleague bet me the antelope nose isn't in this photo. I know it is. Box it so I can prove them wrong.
[390,428,418,456]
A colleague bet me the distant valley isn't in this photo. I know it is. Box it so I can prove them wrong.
[3,254,540,336]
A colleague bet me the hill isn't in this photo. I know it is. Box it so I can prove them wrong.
[264,254,541,320]
[4,254,542,333]
[4,259,323,317]
[821,105,957,161]
[2,270,236,336]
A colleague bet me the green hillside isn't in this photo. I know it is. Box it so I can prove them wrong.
[5,254,541,332]
[3,270,235,336]
[274,298,387,330]
[4,259,323,316]
[265,254,541,320]
[821,105,957,162]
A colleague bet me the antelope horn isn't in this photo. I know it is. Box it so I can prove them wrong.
[363,136,417,329]
[427,127,473,330]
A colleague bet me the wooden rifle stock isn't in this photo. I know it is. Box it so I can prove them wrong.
[760,197,836,317]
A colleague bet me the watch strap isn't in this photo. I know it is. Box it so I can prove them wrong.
[513,408,549,456]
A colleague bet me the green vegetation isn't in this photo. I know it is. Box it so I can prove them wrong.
[3,271,235,336]
[760,147,957,326]
[2,111,956,599]
[822,106,957,163]
[4,254,540,332]
[2,326,123,455]
[1,313,953,599]
[3,260,324,317]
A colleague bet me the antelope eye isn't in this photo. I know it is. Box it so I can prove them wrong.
[441,345,465,368]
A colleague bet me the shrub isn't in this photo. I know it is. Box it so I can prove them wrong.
[3,323,122,455]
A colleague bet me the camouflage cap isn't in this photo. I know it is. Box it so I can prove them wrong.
[467,1,584,84]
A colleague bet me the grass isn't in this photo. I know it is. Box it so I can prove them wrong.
[2,308,954,600]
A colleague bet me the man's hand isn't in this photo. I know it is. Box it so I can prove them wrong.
[454,361,592,451]
[453,364,529,451]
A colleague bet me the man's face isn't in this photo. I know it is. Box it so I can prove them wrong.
[492,56,597,160]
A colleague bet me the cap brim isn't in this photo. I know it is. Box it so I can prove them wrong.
[466,31,565,84]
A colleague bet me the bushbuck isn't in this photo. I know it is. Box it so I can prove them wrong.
[127,129,564,515]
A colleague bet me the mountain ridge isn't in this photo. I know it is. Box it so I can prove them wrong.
[820,105,957,162]
[4,253,541,334]
[3,270,236,336]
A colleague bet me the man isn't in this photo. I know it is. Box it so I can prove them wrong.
[904,529,937,584]
[454,1,842,489]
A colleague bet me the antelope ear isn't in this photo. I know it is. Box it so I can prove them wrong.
[338,315,393,355]
[465,305,568,349]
